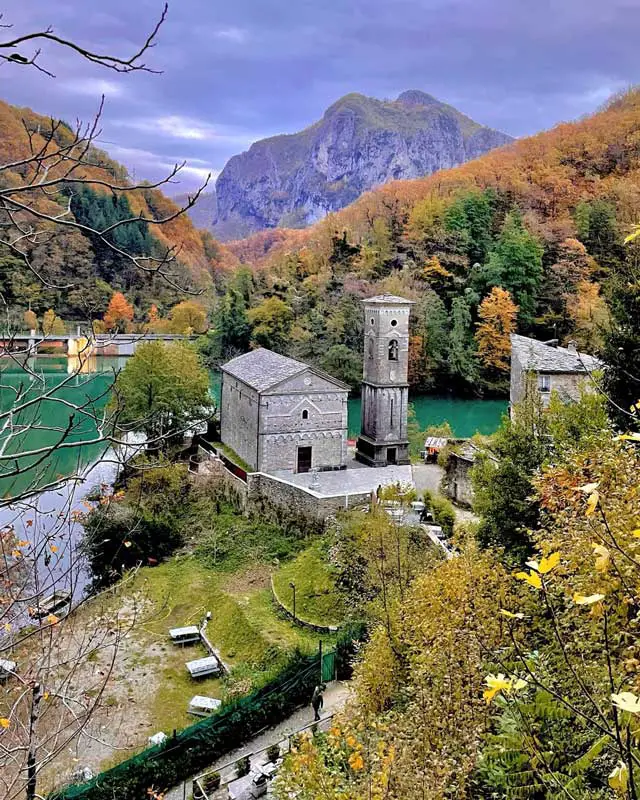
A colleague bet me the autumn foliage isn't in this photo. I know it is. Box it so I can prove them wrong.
[475,287,518,373]
[103,292,134,332]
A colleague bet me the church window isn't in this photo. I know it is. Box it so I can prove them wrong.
[390,398,394,427]
[302,409,309,420]
[368,338,374,358]
[390,319,398,327]
[388,339,399,361]
[370,318,375,325]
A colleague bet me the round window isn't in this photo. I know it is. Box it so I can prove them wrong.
[370,318,375,325]
[390,319,398,327]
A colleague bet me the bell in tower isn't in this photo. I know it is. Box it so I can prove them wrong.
[355,294,414,467]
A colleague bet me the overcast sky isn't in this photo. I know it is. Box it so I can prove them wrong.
[1,0,638,193]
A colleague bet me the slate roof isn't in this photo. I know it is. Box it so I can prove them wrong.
[364,294,415,304]
[221,348,307,392]
[511,334,603,374]
[221,348,350,393]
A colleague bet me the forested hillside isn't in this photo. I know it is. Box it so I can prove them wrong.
[0,100,237,327]
[213,89,640,399]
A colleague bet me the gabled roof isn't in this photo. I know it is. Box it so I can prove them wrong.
[511,334,603,374]
[222,348,307,392]
[221,348,350,393]
[364,294,415,305]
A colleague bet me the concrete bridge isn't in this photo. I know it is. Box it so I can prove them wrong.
[0,332,198,357]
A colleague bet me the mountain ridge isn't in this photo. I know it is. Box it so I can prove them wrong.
[211,90,513,240]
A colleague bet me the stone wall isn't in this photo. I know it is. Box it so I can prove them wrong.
[247,472,370,521]
[195,451,371,521]
[220,376,260,470]
[444,453,475,508]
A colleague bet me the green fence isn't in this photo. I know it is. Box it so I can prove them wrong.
[50,630,363,800]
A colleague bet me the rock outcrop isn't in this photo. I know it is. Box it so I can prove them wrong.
[212,90,513,240]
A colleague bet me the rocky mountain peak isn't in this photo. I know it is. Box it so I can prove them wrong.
[396,89,442,108]
[210,91,513,241]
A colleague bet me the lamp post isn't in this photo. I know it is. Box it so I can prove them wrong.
[289,581,296,622]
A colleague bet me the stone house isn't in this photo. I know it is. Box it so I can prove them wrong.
[220,348,349,474]
[443,442,482,508]
[510,334,603,413]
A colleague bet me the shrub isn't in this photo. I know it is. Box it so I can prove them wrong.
[235,756,250,778]
[203,772,220,792]
[431,495,456,539]
[266,744,280,763]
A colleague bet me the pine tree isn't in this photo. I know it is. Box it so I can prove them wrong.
[448,297,477,387]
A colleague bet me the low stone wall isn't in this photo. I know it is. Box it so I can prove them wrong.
[195,450,372,522]
[270,576,341,634]
[247,472,370,521]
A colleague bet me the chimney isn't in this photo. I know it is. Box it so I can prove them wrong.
[567,340,578,354]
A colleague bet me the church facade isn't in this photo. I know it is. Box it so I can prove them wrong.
[220,348,349,474]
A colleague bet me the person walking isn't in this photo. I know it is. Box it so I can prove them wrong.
[311,684,325,721]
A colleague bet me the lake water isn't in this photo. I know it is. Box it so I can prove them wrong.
[207,373,507,440]
[0,357,505,607]
[0,359,507,499]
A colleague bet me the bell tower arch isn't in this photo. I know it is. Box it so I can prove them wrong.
[356,294,413,467]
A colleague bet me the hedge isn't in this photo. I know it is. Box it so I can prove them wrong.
[50,634,361,800]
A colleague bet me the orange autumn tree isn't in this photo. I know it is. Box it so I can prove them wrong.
[103,292,134,332]
[475,287,518,374]
[565,279,610,352]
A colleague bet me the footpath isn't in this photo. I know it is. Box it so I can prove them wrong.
[165,681,351,800]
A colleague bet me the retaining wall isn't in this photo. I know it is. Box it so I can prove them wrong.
[269,575,341,634]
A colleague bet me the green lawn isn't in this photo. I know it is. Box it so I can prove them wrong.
[122,556,330,734]
[271,541,347,627]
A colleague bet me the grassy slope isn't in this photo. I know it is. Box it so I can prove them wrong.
[272,541,347,627]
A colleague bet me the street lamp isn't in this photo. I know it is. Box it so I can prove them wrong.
[289,581,296,622]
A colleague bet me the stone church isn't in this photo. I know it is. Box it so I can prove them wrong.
[220,294,413,475]
[220,348,350,474]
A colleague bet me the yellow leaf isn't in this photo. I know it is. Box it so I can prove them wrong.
[609,761,629,793]
[573,593,605,605]
[46,614,59,625]
[592,543,610,572]
[0,718,9,729]
[500,609,524,620]
[3,623,10,632]
[515,570,542,589]
[612,691,640,714]
[538,552,560,574]
[585,491,600,516]
[348,752,364,771]
[578,482,599,494]
[11,549,21,558]
[17,539,29,547]
[617,432,640,442]
[50,544,58,553]
[632,529,640,538]
[43,692,49,701]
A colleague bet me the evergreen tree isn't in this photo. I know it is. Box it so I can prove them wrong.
[471,212,543,326]
[447,296,477,387]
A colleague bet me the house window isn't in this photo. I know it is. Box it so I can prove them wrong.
[302,409,309,420]
[538,374,551,393]
[388,339,399,361]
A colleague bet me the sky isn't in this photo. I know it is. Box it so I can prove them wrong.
[1,0,638,194]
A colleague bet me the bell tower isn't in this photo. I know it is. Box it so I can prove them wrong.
[356,295,413,467]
